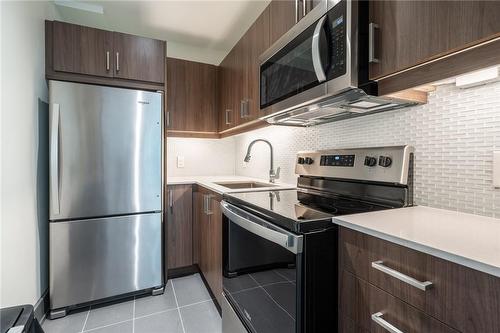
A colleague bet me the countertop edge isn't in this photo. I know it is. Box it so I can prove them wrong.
[333,218,500,278]
[166,177,296,195]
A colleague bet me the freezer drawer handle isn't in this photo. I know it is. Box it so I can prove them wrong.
[372,312,404,333]
[371,260,433,291]
[221,201,303,254]
[50,103,60,214]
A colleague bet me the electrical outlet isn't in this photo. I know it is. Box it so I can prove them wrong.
[494,151,500,188]
[177,156,185,168]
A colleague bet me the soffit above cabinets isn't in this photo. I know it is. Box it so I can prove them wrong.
[54,0,271,65]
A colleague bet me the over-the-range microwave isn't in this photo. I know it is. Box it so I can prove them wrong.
[259,0,418,127]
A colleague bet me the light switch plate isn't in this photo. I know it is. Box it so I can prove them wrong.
[494,151,500,188]
[177,156,185,168]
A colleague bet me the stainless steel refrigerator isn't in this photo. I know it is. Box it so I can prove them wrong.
[48,80,164,318]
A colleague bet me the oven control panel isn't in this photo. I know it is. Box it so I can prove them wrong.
[320,154,355,167]
[295,146,415,185]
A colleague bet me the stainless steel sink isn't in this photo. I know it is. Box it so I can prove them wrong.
[214,181,277,189]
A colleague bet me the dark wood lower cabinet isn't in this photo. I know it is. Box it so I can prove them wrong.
[166,185,193,271]
[194,186,223,306]
[340,270,459,333]
[339,227,500,333]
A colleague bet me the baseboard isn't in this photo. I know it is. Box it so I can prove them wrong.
[34,289,50,324]
[167,265,199,279]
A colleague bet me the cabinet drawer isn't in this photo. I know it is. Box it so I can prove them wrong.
[339,227,500,333]
[340,270,458,333]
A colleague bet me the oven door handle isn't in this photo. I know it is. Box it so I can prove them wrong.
[312,14,328,82]
[221,201,303,254]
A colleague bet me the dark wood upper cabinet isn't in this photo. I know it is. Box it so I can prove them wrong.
[243,6,270,122]
[166,185,193,271]
[218,56,235,132]
[269,0,297,45]
[370,1,500,80]
[46,21,165,89]
[166,57,218,134]
[113,32,165,84]
[53,21,113,78]
[269,0,320,45]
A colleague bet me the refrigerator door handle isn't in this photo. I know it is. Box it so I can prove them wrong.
[50,103,60,214]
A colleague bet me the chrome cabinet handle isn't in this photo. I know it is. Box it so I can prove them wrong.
[116,52,120,71]
[302,0,306,18]
[203,195,208,215]
[205,194,214,215]
[225,109,232,125]
[240,100,247,118]
[371,261,433,291]
[372,312,404,333]
[369,23,380,63]
[168,189,173,213]
[166,111,171,128]
[295,0,299,23]
[106,51,110,71]
[312,15,327,82]
[50,103,60,215]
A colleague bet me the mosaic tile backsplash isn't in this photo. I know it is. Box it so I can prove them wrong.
[233,82,500,218]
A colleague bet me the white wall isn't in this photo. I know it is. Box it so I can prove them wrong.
[1,1,58,307]
[167,137,235,177]
[233,82,500,218]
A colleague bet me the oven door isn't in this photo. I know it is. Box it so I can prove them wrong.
[221,201,303,333]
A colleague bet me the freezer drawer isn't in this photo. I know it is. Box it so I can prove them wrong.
[49,80,162,220]
[49,213,162,310]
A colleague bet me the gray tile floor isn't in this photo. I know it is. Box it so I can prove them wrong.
[42,274,221,333]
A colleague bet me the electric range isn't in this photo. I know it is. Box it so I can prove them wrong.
[221,146,415,333]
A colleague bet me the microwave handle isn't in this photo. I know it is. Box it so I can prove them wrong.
[312,15,328,82]
[221,201,303,254]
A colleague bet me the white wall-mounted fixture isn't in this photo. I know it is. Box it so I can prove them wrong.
[494,152,500,189]
[177,156,185,168]
[455,66,500,89]
[54,0,104,14]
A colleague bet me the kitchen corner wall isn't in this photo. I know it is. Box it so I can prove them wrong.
[1,1,59,308]
[234,81,500,218]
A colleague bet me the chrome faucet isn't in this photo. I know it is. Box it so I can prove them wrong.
[244,139,280,183]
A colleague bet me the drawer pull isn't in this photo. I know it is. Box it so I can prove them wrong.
[371,312,404,333]
[371,260,433,291]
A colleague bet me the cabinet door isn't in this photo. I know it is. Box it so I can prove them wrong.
[208,195,223,305]
[217,63,234,132]
[113,32,165,83]
[242,6,271,122]
[198,194,211,282]
[269,0,297,45]
[369,1,500,79]
[53,21,113,77]
[166,185,193,270]
[167,58,217,132]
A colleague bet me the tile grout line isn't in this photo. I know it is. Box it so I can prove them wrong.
[81,306,91,333]
[170,280,187,333]
[82,318,133,333]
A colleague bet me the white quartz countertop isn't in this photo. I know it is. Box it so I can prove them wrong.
[167,175,296,195]
[333,206,500,278]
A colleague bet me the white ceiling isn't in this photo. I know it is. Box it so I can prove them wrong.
[54,0,271,65]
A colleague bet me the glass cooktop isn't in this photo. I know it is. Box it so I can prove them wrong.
[224,189,390,233]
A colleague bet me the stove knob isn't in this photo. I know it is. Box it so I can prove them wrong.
[378,156,392,167]
[297,157,305,164]
[304,157,314,165]
[364,156,377,167]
